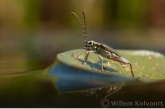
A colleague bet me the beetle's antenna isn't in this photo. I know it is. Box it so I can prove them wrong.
[71,12,87,43]
[82,11,87,42]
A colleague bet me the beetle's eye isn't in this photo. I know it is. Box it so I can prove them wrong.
[89,41,93,45]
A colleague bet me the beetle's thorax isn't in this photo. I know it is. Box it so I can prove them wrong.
[84,40,121,58]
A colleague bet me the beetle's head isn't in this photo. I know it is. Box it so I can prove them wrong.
[84,40,94,50]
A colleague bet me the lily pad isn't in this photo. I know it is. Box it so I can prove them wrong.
[56,49,165,81]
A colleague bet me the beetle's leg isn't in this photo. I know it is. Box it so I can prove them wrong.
[98,54,104,72]
[82,50,95,65]
[128,63,134,78]
[77,49,83,58]
[121,63,134,78]
[108,55,135,78]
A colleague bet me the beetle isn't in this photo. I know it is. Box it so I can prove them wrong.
[71,11,135,78]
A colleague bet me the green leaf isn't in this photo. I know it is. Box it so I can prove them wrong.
[56,49,165,82]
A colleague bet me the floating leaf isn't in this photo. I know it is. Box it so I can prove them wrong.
[55,49,165,80]
[47,49,165,93]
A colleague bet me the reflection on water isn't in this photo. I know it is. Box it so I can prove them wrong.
[82,82,125,99]
[0,67,165,107]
